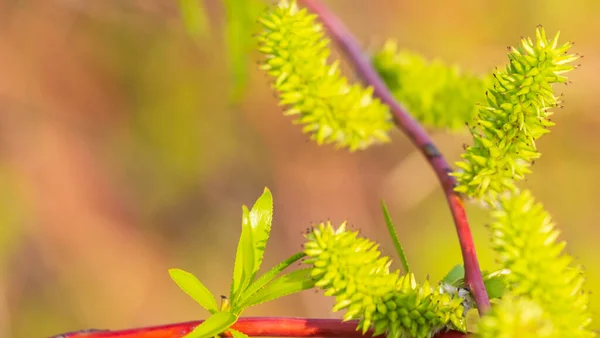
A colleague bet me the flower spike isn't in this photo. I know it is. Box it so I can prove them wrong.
[453,27,580,203]
[304,221,466,338]
[257,0,393,151]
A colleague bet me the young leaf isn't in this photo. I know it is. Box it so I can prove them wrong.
[230,188,273,303]
[442,266,507,300]
[381,200,410,273]
[240,268,315,308]
[229,328,249,338]
[230,205,255,302]
[442,264,465,286]
[483,273,507,300]
[248,187,273,276]
[183,312,238,338]
[168,268,218,314]
[178,0,210,41]
[237,252,306,310]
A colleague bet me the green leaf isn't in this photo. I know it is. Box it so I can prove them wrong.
[241,268,314,308]
[248,187,274,275]
[178,0,209,41]
[169,268,218,314]
[482,269,509,299]
[381,201,410,273]
[230,205,255,302]
[440,265,507,299]
[229,328,249,338]
[237,252,306,309]
[230,188,274,304]
[442,264,465,286]
[183,312,237,338]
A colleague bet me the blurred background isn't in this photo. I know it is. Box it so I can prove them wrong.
[0,0,598,337]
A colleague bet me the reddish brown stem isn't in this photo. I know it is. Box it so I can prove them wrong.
[53,317,469,338]
[296,0,490,313]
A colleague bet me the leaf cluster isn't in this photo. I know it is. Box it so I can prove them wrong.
[169,189,313,338]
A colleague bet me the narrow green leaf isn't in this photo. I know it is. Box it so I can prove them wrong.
[241,268,315,308]
[237,252,306,309]
[381,200,410,273]
[183,312,237,338]
[442,264,465,286]
[230,205,255,302]
[229,328,249,338]
[178,0,209,41]
[483,269,509,299]
[248,187,274,276]
[169,268,218,314]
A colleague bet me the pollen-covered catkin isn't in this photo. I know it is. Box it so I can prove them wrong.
[372,42,490,131]
[453,27,580,203]
[257,0,393,151]
[304,222,466,338]
[479,190,594,337]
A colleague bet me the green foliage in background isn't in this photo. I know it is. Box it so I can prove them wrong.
[224,0,266,101]
[372,41,491,131]
[0,167,23,272]
[178,0,210,41]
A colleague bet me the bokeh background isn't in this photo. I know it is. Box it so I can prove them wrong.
[0,0,599,337]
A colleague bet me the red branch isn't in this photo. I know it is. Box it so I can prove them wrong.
[53,317,469,338]
[296,0,490,313]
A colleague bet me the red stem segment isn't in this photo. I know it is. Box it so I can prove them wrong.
[296,0,490,313]
[54,317,468,338]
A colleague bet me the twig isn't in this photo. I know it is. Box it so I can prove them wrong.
[296,0,490,313]
[52,317,469,338]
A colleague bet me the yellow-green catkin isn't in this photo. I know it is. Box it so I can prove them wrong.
[453,27,580,203]
[304,221,466,338]
[257,0,393,151]
[477,296,557,338]
[477,190,594,337]
[372,41,491,131]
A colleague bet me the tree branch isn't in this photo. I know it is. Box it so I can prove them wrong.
[53,317,469,338]
[296,0,490,313]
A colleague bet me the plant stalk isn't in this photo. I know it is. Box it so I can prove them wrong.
[53,317,469,338]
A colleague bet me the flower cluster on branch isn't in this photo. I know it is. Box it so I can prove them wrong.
[257,0,393,151]
[304,222,466,338]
